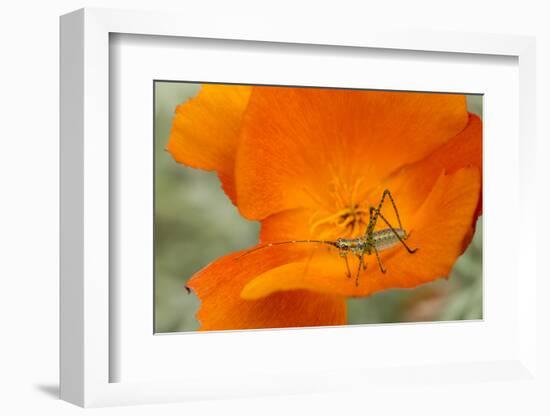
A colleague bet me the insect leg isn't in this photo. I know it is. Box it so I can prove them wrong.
[340,252,351,278]
[379,189,404,230]
[374,246,387,273]
[376,211,418,254]
[355,253,364,286]
[366,189,404,237]
[365,205,379,236]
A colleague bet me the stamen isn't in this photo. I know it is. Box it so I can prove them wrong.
[307,175,370,238]
[310,208,355,234]
[301,188,333,212]
[350,178,365,207]
[340,215,356,229]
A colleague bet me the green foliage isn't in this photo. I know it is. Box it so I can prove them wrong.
[154,82,259,332]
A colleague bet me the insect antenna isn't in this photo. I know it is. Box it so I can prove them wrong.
[235,239,338,260]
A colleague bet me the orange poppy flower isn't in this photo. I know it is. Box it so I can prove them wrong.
[167,85,482,331]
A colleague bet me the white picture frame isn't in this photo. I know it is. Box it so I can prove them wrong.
[60,8,538,408]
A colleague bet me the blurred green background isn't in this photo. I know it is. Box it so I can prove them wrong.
[154,82,483,333]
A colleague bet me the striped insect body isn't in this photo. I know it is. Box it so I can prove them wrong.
[372,228,407,251]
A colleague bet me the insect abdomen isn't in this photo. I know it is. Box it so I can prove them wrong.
[373,228,406,251]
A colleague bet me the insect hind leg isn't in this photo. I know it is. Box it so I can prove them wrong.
[377,210,418,254]
[372,189,404,231]
[368,189,418,254]
[355,253,365,286]
[374,246,387,273]
[340,252,351,278]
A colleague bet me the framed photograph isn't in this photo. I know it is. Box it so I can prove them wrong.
[60,8,537,408]
[155,81,484,334]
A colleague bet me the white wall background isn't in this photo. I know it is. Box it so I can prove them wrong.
[1,1,548,415]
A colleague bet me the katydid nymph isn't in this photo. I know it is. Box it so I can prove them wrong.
[237,189,418,286]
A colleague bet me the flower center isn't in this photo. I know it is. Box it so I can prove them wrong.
[308,175,369,238]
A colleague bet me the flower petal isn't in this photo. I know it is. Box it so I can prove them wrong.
[167,84,252,202]
[259,207,319,241]
[241,167,481,299]
[186,247,346,330]
[236,87,469,219]
[368,113,482,247]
